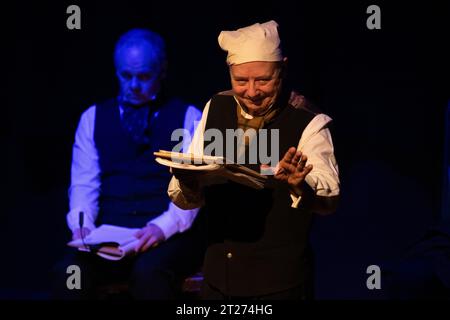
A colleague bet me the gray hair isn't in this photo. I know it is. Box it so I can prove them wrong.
[114,28,167,69]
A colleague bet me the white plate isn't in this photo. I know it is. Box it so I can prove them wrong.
[155,157,222,171]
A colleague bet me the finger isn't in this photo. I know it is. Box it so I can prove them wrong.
[135,233,152,252]
[282,147,297,164]
[296,155,307,171]
[83,228,91,237]
[151,242,159,248]
[289,164,313,183]
[279,161,297,175]
[142,236,158,252]
[134,240,142,252]
[274,165,285,176]
[73,228,88,240]
[134,238,145,252]
[274,167,287,181]
[72,231,80,240]
[291,151,302,165]
[297,164,313,175]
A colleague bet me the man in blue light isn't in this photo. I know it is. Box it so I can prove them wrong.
[52,28,205,299]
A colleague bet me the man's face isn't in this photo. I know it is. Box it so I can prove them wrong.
[116,45,162,106]
[230,61,282,116]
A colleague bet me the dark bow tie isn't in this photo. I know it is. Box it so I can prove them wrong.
[119,98,155,145]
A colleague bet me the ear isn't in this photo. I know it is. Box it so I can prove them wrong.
[282,57,288,70]
[279,57,288,78]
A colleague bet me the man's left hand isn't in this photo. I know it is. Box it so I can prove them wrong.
[275,147,313,196]
[134,224,166,253]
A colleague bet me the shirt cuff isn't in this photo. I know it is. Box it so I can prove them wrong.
[147,213,179,240]
[305,174,340,197]
[66,207,97,233]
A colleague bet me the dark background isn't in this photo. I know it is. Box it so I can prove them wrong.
[2,1,448,299]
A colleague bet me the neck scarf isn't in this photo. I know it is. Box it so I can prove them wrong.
[119,98,153,145]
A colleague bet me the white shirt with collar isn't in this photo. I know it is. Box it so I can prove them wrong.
[168,97,340,209]
[66,103,202,240]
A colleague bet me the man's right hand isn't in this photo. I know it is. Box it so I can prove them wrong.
[171,168,205,190]
[72,227,91,240]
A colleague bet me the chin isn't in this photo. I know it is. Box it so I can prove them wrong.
[245,101,262,109]
[249,104,269,115]
[248,105,262,112]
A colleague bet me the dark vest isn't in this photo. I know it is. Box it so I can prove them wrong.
[203,94,316,296]
[94,98,187,228]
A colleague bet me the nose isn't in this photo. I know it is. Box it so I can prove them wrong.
[247,81,258,98]
[130,76,140,91]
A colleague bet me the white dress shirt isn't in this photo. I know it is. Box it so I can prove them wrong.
[66,103,202,240]
[168,97,340,209]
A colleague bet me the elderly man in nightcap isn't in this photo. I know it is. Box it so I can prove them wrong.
[169,20,340,299]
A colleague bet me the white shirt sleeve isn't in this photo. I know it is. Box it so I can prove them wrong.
[167,103,340,210]
[148,105,203,239]
[290,113,340,208]
[66,105,100,232]
[168,101,211,209]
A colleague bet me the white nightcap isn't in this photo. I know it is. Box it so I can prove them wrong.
[218,20,283,65]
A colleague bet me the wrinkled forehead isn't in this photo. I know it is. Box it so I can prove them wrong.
[115,44,162,73]
[229,61,282,78]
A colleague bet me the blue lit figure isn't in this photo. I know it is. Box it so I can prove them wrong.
[115,30,166,107]
[52,29,205,299]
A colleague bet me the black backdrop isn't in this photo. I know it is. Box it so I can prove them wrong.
[2,1,448,298]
